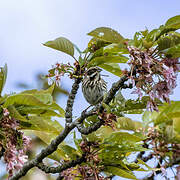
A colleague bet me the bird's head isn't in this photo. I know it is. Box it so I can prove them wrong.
[85,67,102,80]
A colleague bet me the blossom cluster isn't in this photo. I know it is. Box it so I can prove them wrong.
[0,108,31,178]
[46,62,73,86]
[127,46,179,111]
[61,165,107,180]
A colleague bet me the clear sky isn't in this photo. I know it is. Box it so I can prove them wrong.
[0,0,180,179]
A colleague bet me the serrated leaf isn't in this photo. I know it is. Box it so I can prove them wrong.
[43,37,74,57]
[0,64,7,96]
[104,166,137,180]
[88,27,124,43]
[99,63,122,77]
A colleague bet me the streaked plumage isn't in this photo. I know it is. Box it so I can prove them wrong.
[82,67,107,105]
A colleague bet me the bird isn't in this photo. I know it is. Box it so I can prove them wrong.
[82,67,107,105]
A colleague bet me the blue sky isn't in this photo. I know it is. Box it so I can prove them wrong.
[0,0,180,179]
[1,0,180,111]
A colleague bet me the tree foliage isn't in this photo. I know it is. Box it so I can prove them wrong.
[0,15,180,180]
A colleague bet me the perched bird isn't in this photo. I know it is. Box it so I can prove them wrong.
[82,67,107,105]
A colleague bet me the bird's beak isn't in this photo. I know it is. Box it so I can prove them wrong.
[97,68,102,72]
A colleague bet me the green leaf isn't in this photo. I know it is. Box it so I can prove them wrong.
[0,64,7,96]
[173,117,180,134]
[165,15,180,30]
[73,43,82,54]
[158,32,180,51]
[116,117,142,131]
[29,130,66,160]
[88,55,128,67]
[104,131,143,144]
[43,37,74,57]
[162,43,180,58]
[154,101,180,125]
[88,27,124,43]
[3,92,65,117]
[28,116,63,133]
[86,126,113,143]
[88,37,111,53]
[7,105,27,122]
[73,131,83,153]
[61,145,80,160]
[103,43,129,54]
[78,56,85,67]
[3,94,49,107]
[99,63,122,77]
[104,166,137,180]
[17,105,61,117]
[137,159,161,172]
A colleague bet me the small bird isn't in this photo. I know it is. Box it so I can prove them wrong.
[82,67,107,105]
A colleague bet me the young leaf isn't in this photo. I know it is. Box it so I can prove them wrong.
[88,27,124,43]
[0,64,7,96]
[98,63,122,77]
[43,37,74,57]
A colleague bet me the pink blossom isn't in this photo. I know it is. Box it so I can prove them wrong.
[131,88,143,99]
[3,108,9,116]
[147,100,158,112]
[162,58,180,72]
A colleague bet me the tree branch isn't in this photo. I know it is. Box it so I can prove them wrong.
[76,119,104,135]
[65,78,81,123]
[37,154,86,173]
